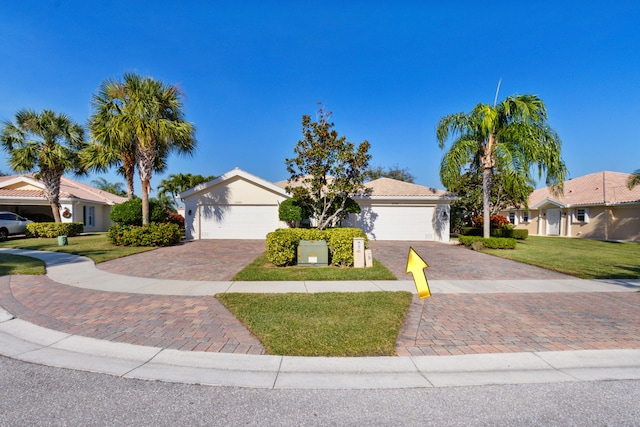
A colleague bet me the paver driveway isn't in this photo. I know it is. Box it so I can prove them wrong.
[97,239,573,281]
[2,239,638,357]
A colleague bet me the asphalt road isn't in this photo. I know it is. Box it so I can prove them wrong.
[2,356,639,426]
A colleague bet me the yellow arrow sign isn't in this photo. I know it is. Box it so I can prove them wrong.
[406,247,431,299]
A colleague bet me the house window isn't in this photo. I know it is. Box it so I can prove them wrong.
[522,211,530,223]
[575,208,589,223]
[508,212,517,225]
[83,206,95,226]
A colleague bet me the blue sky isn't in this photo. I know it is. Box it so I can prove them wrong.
[1,1,638,195]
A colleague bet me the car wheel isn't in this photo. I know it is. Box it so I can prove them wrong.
[0,228,7,242]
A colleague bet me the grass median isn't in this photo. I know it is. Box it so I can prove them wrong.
[232,252,397,281]
[217,291,413,356]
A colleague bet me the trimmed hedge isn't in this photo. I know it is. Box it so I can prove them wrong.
[461,227,528,240]
[266,228,367,267]
[109,198,167,226]
[107,223,182,247]
[458,235,517,250]
[26,222,84,238]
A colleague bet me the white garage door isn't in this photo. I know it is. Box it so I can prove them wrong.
[198,205,280,239]
[347,206,435,241]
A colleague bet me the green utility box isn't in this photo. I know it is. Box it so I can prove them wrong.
[297,240,329,267]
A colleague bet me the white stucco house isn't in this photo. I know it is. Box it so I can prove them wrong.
[0,174,127,232]
[180,168,455,242]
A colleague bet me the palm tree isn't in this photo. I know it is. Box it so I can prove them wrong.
[437,93,567,238]
[158,173,214,208]
[1,109,85,222]
[87,78,169,200]
[90,177,127,197]
[628,169,640,189]
[88,73,196,224]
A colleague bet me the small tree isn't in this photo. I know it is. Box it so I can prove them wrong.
[285,105,371,230]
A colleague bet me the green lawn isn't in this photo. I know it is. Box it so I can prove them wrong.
[0,233,155,264]
[482,236,640,279]
[217,291,413,356]
[232,252,397,281]
[0,253,45,275]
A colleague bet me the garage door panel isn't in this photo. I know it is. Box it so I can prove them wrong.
[199,205,279,239]
[347,206,434,241]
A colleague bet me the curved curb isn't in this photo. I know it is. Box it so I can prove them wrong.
[1,309,640,389]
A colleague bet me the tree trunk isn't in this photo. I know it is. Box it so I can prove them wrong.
[137,142,156,225]
[482,167,492,238]
[40,170,63,222]
[481,133,496,238]
[141,179,150,225]
[123,152,136,200]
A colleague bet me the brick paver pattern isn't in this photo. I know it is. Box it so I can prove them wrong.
[0,275,265,354]
[396,293,640,356]
[1,240,639,356]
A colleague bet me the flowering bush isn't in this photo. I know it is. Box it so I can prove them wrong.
[471,215,511,229]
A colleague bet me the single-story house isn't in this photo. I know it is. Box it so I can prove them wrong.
[180,168,455,241]
[500,171,640,241]
[0,174,127,232]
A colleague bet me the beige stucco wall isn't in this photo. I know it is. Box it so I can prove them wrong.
[503,204,640,241]
[185,176,287,206]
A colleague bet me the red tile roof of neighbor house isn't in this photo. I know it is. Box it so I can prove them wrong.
[530,171,640,207]
[362,177,451,197]
[275,175,452,198]
[0,175,127,205]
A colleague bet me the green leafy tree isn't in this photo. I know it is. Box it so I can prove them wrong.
[86,73,196,224]
[158,173,214,208]
[436,92,567,238]
[1,109,85,222]
[364,164,415,183]
[628,169,640,189]
[285,105,371,230]
[90,177,127,197]
[109,197,167,225]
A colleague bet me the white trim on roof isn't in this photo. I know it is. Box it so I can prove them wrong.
[530,197,566,209]
[179,168,290,199]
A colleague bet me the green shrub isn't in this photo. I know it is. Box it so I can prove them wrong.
[266,228,367,267]
[458,235,516,249]
[482,237,517,249]
[110,198,167,226]
[326,228,367,266]
[510,229,529,240]
[278,199,303,226]
[461,227,482,236]
[26,222,84,238]
[107,223,182,247]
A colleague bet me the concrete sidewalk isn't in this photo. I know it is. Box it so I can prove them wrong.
[0,248,639,389]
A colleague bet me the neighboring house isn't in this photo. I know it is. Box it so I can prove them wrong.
[181,168,455,242]
[180,168,290,240]
[0,174,127,232]
[501,171,640,241]
[345,178,455,242]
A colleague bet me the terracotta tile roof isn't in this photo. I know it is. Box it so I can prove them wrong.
[274,175,452,198]
[530,171,640,207]
[362,177,451,198]
[0,174,127,205]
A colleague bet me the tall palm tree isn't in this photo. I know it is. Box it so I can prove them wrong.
[1,109,85,222]
[88,73,196,224]
[628,169,640,189]
[87,78,169,200]
[158,173,214,208]
[437,94,567,238]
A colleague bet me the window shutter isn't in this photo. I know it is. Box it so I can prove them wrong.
[583,208,589,223]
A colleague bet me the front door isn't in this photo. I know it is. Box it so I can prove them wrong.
[547,209,561,235]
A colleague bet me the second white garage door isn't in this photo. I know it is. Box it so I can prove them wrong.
[198,205,281,239]
[347,205,435,241]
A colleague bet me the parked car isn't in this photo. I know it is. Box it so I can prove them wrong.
[0,211,33,241]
